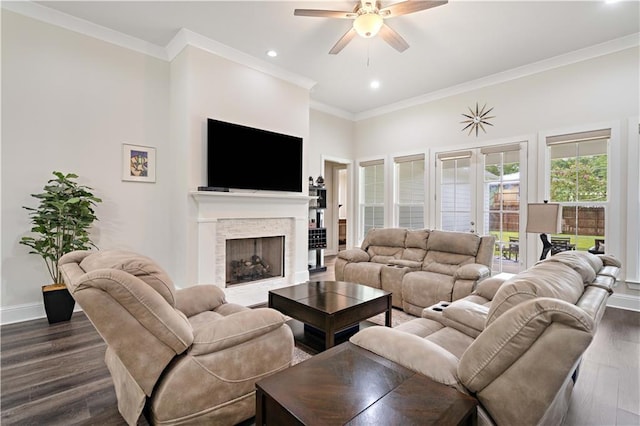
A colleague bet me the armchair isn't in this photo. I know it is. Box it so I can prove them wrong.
[58,249,294,426]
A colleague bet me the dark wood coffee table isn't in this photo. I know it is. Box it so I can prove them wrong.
[268,281,391,351]
[255,342,478,425]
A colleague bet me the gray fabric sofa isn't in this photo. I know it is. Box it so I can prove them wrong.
[59,249,294,426]
[335,228,495,315]
[350,250,622,426]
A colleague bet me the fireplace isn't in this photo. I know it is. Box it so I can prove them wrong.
[226,236,284,285]
[191,190,311,306]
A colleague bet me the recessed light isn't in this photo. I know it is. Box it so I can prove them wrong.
[370,80,380,89]
[266,50,278,57]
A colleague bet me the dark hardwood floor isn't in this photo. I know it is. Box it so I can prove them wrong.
[1,257,638,425]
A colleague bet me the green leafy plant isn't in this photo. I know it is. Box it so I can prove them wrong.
[20,171,102,283]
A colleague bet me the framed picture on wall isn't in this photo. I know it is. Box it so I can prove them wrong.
[122,143,156,183]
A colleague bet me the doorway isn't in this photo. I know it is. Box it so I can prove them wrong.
[323,158,352,255]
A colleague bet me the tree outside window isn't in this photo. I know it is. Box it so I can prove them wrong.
[548,137,608,252]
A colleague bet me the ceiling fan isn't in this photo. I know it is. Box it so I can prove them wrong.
[294,0,447,54]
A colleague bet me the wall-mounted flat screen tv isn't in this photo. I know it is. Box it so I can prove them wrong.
[206,118,303,192]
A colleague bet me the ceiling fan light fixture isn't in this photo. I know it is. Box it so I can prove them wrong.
[353,13,383,38]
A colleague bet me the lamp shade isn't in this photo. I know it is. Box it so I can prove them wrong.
[526,203,562,234]
[353,13,383,38]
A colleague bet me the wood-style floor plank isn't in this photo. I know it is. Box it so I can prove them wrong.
[1,259,639,425]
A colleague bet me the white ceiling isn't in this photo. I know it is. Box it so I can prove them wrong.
[22,1,640,117]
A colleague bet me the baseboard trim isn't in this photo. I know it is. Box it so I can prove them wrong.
[1,302,82,325]
[607,293,640,312]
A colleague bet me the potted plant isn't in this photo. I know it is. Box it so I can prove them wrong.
[20,171,102,323]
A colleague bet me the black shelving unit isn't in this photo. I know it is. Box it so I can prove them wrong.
[309,186,327,273]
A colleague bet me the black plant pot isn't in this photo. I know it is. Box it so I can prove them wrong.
[42,284,75,324]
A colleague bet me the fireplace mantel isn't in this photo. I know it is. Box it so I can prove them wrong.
[191,190,311,204]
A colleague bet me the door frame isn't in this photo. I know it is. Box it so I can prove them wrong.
[322,156,353,256]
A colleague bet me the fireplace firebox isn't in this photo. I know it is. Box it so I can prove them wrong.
[225,236,285,286]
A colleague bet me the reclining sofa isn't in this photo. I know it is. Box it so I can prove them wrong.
[335,228,495,315]
[349,250,622,425]
[59,249,294,426]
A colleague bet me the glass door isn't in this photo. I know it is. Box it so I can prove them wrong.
[482,144,522,274]
[437,151,476,233]
[436,143,525,274]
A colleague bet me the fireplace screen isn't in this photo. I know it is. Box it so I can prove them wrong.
[225,236,284,285]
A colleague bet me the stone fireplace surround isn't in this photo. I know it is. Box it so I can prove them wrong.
[191,191,311,307]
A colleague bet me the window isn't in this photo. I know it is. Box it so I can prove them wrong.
[394,154,425,229]
[438,151,472,232]
[360,159,384,238]
[547,129,609,252]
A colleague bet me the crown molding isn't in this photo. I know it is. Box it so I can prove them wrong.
[3,1,316,91]
[2,1,169,60]
[310,100,355,121]
[354,33,640,121]
[4,2,638,122]
[166,28,316,91]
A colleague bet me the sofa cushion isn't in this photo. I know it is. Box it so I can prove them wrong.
[422,251,475,274]
[387,259,422,269]
[426,230,481,257]
[541,251,598,284]
[486,261,584,326]
[401,229,430,261]
[368,246,404,264]
[79,250,176,306]
[361,228,407,250]
[402,247,427,262]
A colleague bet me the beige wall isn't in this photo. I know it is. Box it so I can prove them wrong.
[171,45,311,285]
[1,10,313,323]
[2,11,171,321]
[351,47,639,285]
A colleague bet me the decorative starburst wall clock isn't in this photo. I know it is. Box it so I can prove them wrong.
[461,103,495,137]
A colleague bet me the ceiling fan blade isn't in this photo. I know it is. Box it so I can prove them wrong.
[329,28,357,54]
[294,9,355,19]
[378,24,409,52]
[379,0,447,18]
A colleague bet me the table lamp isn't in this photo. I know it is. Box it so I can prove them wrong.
[526,201,562,261]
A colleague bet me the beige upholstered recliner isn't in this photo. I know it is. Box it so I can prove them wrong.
[350,251,621,425]
[59,249,294,426]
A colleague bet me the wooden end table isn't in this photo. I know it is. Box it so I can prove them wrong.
[268,281,391,351]
[255,342,478,425]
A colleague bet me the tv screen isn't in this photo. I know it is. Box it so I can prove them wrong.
[206,118,303,192]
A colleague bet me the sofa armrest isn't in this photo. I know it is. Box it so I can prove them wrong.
[442,300,489,335]
[421,299,488,338]
[349,326,464,390]
[452,264,492,301]
[454,263,491,281]
[459,298,593,393]
[337,248,370,263]
[175,285,227,317]
[472,276,509,301]
[189,308,288,355]
[599,254,621,268]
